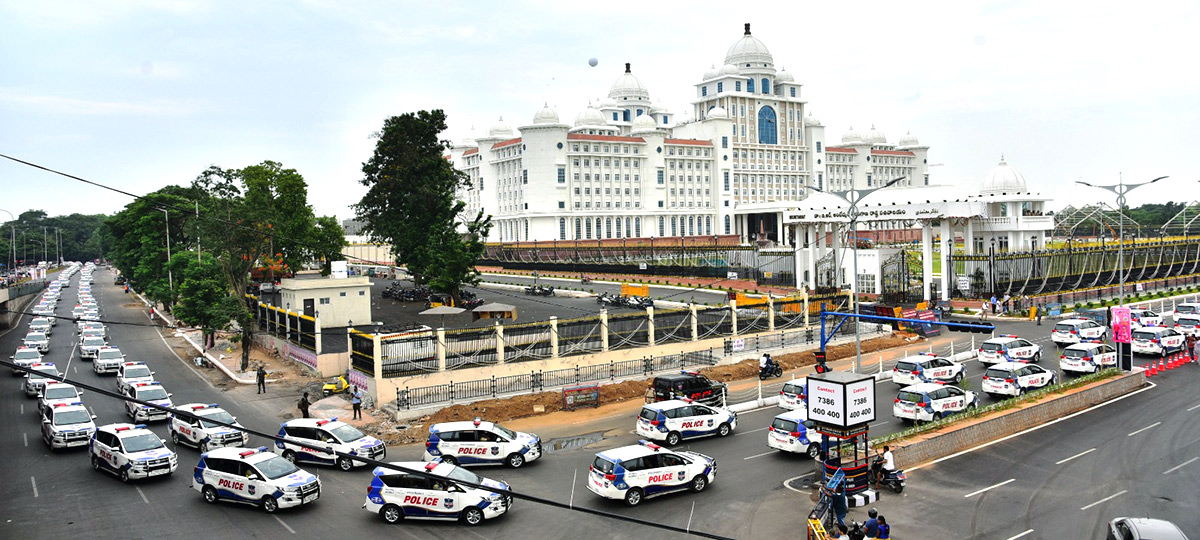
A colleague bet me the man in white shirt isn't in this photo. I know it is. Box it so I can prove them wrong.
[760,353,769,370]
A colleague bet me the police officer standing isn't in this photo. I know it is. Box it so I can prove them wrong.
[351,386,363,420]
[256,365,267,394]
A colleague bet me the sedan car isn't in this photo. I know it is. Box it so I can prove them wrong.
[1107,517,1188,540]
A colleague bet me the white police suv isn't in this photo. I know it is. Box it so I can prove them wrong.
[766,409,823,459]
[1060,341,1118,374]
[171,403,248,451]
[587,440,716,506]
[1172,302,1200,319]
[193,446,320,513]
[41,402,97,450]
[1052,319,1107,346]
[38,382,83,414]
[23,331,49,353]
[10,347,42,376]
[893,382,978,423]
[275,418,386,471]
[1132,327,1187,357]
[122,381,173,422]
[363,460,512,525]
[978,334,1043,364]
[422,418,542,468]
[892,353,965,385]
[80,336,107,360]
[77,321,106,339]
[89,423,178,482]
[116,361,155,392]
[29,317,52,335]
[982,362,1057,397]
[23,362,60,398]
[93,347,125,375]
[1129,308,1164,329]
[635,398,737,446]
[778,380,806,411]
[1173,314,1200,338]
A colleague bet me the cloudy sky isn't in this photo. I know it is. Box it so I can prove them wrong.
[2,0,1198,224]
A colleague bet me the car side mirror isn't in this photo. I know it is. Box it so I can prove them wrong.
[42,419,50,424]
[91,415,97,420]
[230,416,237,421]
[803,420,815,428]
[167,393,173,397]
[160,438,167,444]
[151,371,156,375]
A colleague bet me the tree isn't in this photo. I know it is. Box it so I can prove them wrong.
[310,215,347,275]
[354,110,490,300]
[102,186,198,306]
[171,252,243,348]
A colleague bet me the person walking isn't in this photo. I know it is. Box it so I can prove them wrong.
[351,386,363,420]
[256,365,267,394]
[1036,301,1044,326]
[979,301,989,321]
[298,391,311,419]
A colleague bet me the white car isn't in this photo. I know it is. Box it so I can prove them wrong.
[1060,342,1118,374]
[1172,302,1200,319]
[80,336,107,360]
[122,382,174,422]
[635,399,737,446]
[38,382,84,414]
[1052,318,1108,345]
[1173,314,1200,337]
[893,382,978,423]
[363,460,512,525]
[892,353,965,385]
[89,423,178,483]
[422,418,542,468]
[766,409,823,459]
[193,446,320,513]
[71,306,87,318]
[587,440,716,506]
[982,362,1057,397]
[29,317,53,335]
[1128,308,1164,329]
[978,335,1043,364]
[170,403,249,451]
[778,380,806,411]
[10,347,42,376]
[116,362,155,392]
[93,347,126,374]
[23,331,50,353]
[23,362,61,398]
[41,402,97,450]
[1132,327,1187,357]
[77,321,106,338]
[274,418,386,470]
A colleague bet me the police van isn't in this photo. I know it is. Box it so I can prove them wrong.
[635,399,737,446]
[275,418,386,471]
[1129,308,1164,329]
[588,440,716,506]
[116,362,155,392]
[892,353,965,385]
[778,380,807,411]
[1132,327,1187,357]
[29,317,52,335]
[38,382,83,415]
[192,446,320,513]
[982,362,1057,397]
[41,402,96,450]
[1173,314,1200,337]
[1052,319,1108,346]
[89,423,178,483]
[123,382,173,422]
[422,418,542,468]
[766,409,823,459]
[23,362,60,398]
[978,335,1043,364]
[1060,341,1118,374]
[92,347,126,375]
[363,460,512,525]
[170,403,249,451]
[893,382,978,423]
[10,347,42,376]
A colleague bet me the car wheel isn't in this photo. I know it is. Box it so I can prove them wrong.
[967,402,977,411]
[624,488,644,507]
[690,475,708,493]
[282,450,296,464]
[170,431,180,446]
[202,486,219,504]
[1033,352,1041,362]
[460,507,484,526]
[666,431,682,446]
[953,372,964,383]
[91,454,101,471]
[932,412,943,421]
[717,423,732,437]
[507,452,525,469]
[806,443,821,459]
[199,441,210,453]
[337,457,355,471]
[261,495,279,514]
[440,455,457,466]
[119,468,130,483]
[381,504,403,523]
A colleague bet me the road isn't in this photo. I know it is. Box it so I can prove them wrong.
[1,268,1194,538]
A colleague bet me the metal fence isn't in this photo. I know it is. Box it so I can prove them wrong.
[380,330,438,378]
[501,322,554,363]
[349,330,376,376]
[444,327,499,370]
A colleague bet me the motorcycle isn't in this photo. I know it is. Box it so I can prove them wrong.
[596,292,618,306]
[525,285,555,296]
[580,275,592,284]
[872,456,906,493]
[758,363,783,380]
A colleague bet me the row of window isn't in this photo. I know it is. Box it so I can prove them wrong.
[700,78,796,98]
[570,144,640,154]
[572,158,642,168]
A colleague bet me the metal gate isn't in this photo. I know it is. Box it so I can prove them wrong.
[881,250,921,304]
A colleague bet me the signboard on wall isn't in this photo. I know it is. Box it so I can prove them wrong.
[727,271,739,280]
[331,260,348,279]
[806,371,876,428]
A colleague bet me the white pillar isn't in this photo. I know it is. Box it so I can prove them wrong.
[807,225,818,290]
[776,213,785,246]
[793,225,804,289]
[965,219,976,255]
[940,219,952,300]
[831,223,843,287]
[922,220,934,302]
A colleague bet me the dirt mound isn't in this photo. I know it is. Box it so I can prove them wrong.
[699,333,916,382]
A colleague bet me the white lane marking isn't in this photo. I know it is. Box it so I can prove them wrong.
[64,341,77,377]
[1187,403,1200,412]
[872,420,892,428]
[30,476,38,497]
[20,404,23,415]
[273,516,296,534]
[1162,457,1200,475]
[1080,489,1127,511]
[1006,530,1035,540]
[1055,448,1096,465]
[744,450,778,460]
[686,500,696,533]
[569,469,577,509]
[782,472,816,493]
[23,433,28,447]
[964,478,1015,498]
[135,486,149,504]
[1127,422,1161,437]
[735,426,769,436]
[909,381,1157,472]
[73,366,77,374]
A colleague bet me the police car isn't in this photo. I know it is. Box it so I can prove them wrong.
[1172,302,1200,319]
[77,321,106,338]
[29,317,53,335]
[893,382,978,423]
[93,347,126,375]
[1173,314,1200,337]
[275,418,386,471]
[80,336,107,360]
[1060,341,1118,374]
[38,382,83,414]
[193,446,320,513]
[982,362,1057,397]
[23,362,61,398]
[41,402,97,450]
[10,347,42,376]
[171,403,249,451]
[89,423,178,483]
[892,353,965,385]
[1128,308,1164,329]
[587,440,716,506]
[23,331,50,353]
[363,460,512,525]
[1051,319,1108,346]
[766,409,823,459]
[116,361,155,392]
[422,418,542,468]
[778,380,806,411]
[1132,327,1187,357]
[122,381,173,422]
[978,335,1043,364]
[635,399,737,446]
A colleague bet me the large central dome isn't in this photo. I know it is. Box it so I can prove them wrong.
[608,63,649,101]
[981,156,1028,194]
[724,23,773,67]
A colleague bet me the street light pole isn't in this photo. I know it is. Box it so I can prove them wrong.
[159,208,174,294]
[1077,175,1167,307]
[0,209,14,272]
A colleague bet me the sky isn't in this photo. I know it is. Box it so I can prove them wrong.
[2,0,1199,225]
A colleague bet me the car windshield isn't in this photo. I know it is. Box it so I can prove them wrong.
[1062,348,1089,358]
[782,382,803,395]
[25,333,46,342]
[15,350,40,360]
[32,318,50,326]
[1178,318,1200,327]
[1132,331,1157,341]
[45,387,77,399]
[198,410,235,429]
[445,466,483,485]
[1053,324,1076,332]
[97,350,123,360]
[638,408,658,421]
[124,366,152,378]
[771,418,799,432]
[121,432,163,453]
[985,368,1013,379]
[492,424,518,440]
[592,457,615,474]
[137,387,169,400]
[329,424,365,442]
[1138,310,1159,317]
[55,410,91,425]
[83,338,105,347]
[896,391,924,403]
[1179,305,1199,314]
[895,361,918,371]
[981,343,1004,351]
[256,455,300,480]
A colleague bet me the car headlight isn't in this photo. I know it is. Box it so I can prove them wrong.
[284,486,301,494]
[488,493,503,502]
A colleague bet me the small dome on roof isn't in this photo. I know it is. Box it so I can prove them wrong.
[703,64,719,80]
[574,104,605,127]
[841,126,863,144]
[719,63,739,75]
[532,104,559,124]
[866,125,886,144]
[898,131,919,147]
[776,68,794,83]
[982,155,1028,194]
[608,63,649,101]
[631,113,658,132]
[708,106,729,119]
[804,112,821,126]
[488,117,512,137]
[724,23,774,67]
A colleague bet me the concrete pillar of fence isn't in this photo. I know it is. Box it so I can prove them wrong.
[346,328,352,355]
[767,296,776,332]
[600,309,610,352]
[646,306,656,346]
[371,332,383,379]
[436,327,447,371]
[495,322,506,364]
[730,299,739,336]
[690,303,699,341]
[315,316,322,354]
[549,316,559,358]
[285,311,292,342]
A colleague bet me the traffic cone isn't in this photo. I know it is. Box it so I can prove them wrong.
[1160,358,1168,372]
[1168,356,1176,370]
[1146,363,1156,377]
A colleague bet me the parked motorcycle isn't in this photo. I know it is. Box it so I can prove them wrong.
[525,284,555,296]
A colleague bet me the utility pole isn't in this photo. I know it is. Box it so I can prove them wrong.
[195,200,201,263]
[159,208,173,294]
[42,226,47,263]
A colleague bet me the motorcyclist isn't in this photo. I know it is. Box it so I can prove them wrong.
[863,508,879,537]
[759,353,776,376]
[872,446,896,487]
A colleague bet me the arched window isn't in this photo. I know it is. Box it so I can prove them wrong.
[705,216,712,235]
[671,217,678,236]
[635,217,642,237]
[659,216,665,236]
[585,219,592,239]
[596,218,603,238]
[606,217,612,239]
[688,216,695,236]
[575,218,582,239]
[761,78,769,94]
[625,217,631,237]
[623,110,630,122]
[559,218,566,240]
[758,106,778,145]
[724,215,731,234]
[615,218,622,238]
[524,220,529,240]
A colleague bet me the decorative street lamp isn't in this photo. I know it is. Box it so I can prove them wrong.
[1077,175,1168,307]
